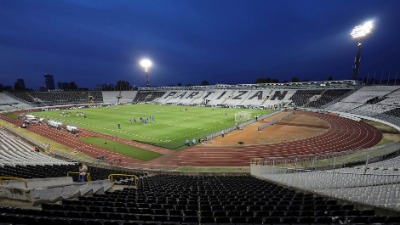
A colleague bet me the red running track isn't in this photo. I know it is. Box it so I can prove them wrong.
[153,111,383,167]
[0,111,382,168]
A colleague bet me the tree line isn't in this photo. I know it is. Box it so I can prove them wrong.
[1,76,335,92]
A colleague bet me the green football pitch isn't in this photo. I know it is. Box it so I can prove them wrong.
[32,104,273,150]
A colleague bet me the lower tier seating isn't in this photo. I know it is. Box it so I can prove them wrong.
[0,164,145,181]
[1,175,399,225]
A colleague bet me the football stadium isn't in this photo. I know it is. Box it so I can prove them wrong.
[1,81,400,225]
[2,1,400,224]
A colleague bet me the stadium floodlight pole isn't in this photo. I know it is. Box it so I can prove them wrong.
[350,20,374,80]
[139,58,152,87]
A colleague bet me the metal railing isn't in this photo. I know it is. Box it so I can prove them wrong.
[258,111,293,131]
[253,142,400,171]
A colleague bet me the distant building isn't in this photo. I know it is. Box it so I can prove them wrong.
[95,83,114,91]
[44,73,55,91]
[58,82,67,90]
[58,82,78,90]
[14,78,26,90]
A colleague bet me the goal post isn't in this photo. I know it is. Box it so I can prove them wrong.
[235,111,251,122]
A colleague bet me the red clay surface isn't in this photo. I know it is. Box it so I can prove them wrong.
[201,112,329,147]
[0,110,383,169]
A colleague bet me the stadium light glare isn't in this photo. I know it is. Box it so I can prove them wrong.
[350,20,374,81]
[140,59,152,72]
[139,58,152,87]
[351,20,374,39]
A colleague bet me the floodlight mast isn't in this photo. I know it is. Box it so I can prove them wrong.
[139,59,152,87]
[351,21,373,80]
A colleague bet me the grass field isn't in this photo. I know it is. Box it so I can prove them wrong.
[4,112,19,119]
[81,136,162,161]
[32,104,272,150]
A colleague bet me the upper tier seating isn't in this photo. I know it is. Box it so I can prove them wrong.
[307,89,352,108]
[324,86,400,129]
[102,91,138,104]
[133,91,166,103]
[289,89,324,107]
[340,86,400,104]
[10,91,103,106]
[0,92,31,111]
[347,104,396,116]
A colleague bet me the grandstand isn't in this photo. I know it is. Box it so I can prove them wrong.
[10,91,104,106]
[103,91,138,105]
[0,128,73,167]
[0,92,31,111]
[1,81,400,224]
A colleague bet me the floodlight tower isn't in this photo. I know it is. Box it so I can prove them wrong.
[139,58,152,87]
[350,21,373,80]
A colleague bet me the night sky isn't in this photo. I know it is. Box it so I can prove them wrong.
[1,0,400,90]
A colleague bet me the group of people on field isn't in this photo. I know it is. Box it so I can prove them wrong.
[118,116,156,129]
[185,138,203,146]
